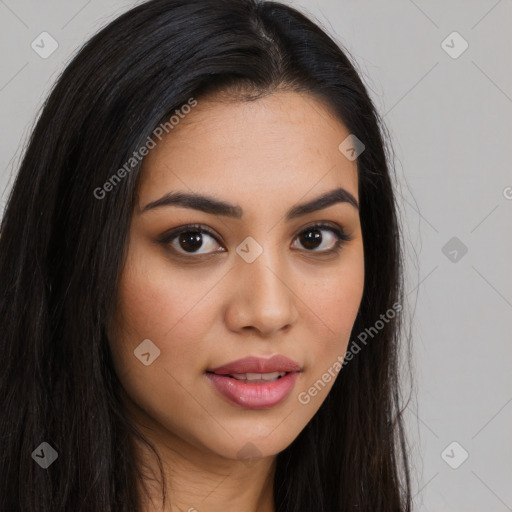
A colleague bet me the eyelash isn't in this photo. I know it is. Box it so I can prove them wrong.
[157,222,353,259]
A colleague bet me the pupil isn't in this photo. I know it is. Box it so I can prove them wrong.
[301,229,321,250]
[179,232,203,252]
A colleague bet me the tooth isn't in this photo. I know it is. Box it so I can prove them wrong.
[261,372,282,381]
[230,372,286,381]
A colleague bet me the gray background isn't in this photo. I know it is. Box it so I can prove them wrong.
[1,1,511,510]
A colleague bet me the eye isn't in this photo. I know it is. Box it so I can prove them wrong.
[158,224,225,256]
[291,223,352,253]
[158,222,352,258]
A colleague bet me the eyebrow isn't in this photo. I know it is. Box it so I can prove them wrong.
[140,186,359,221]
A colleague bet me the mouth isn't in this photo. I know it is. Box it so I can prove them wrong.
[205,355,302,410]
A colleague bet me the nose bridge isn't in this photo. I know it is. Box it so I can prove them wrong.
[245,242,285,298]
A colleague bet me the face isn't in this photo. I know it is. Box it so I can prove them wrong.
[108,90,365,463]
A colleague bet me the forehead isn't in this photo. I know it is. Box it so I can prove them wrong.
[138,91,359,210]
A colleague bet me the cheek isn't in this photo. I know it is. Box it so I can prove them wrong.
[298,249,364,375]
[114,246,220,343]
[306,257,364,338]
[107,250,220,429]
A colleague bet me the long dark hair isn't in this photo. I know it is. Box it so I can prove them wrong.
[0,0,413,510]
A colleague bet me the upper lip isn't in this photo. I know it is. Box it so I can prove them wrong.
[208,355,301,375]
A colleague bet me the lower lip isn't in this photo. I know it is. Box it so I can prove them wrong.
[206,371,300,409]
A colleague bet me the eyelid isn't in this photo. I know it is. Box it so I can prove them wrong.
[156,223,221,245]
[296,221,352,242]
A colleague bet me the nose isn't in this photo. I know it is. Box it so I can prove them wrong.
[224,246,299,337]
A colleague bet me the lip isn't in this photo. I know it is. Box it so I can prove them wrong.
[208,355,301,375]
[206,355,302,409]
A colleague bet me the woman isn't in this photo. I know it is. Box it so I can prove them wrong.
[0,0,413,510]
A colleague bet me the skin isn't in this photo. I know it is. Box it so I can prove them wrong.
[108,90,365,512]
